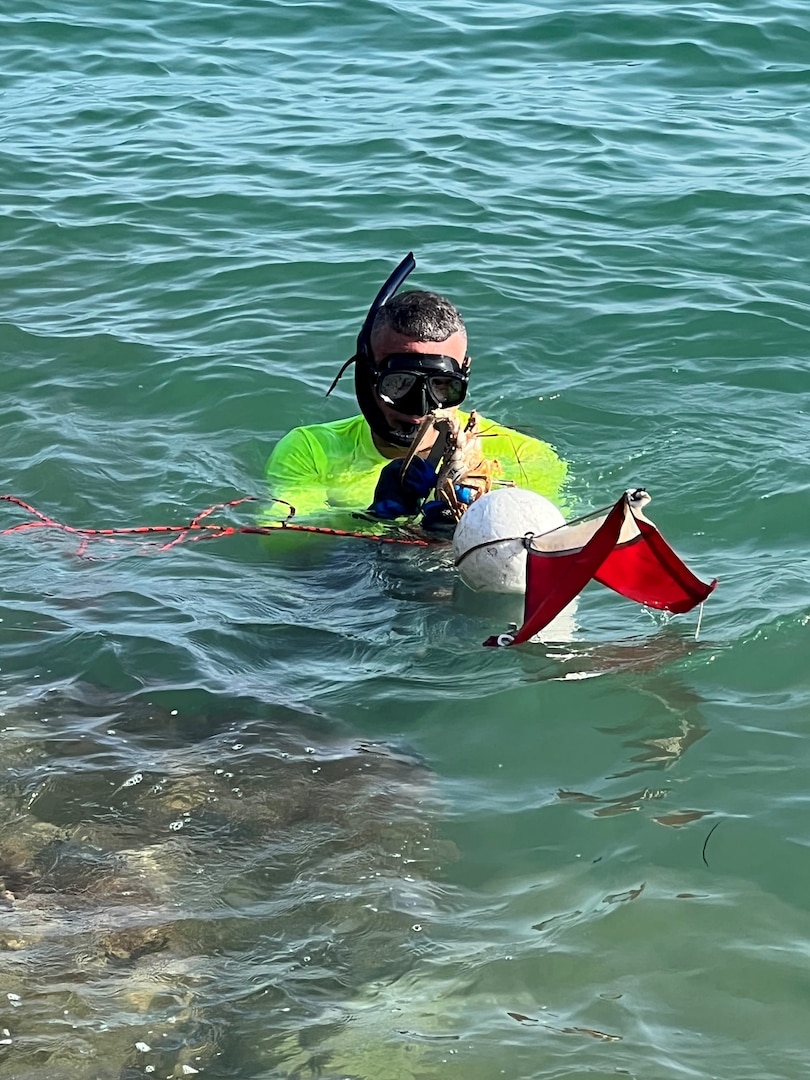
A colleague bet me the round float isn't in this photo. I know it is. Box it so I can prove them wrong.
[452,487,566,594]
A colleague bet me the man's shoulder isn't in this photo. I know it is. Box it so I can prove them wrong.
[469,413,546,448]
[280,414,367,442]
[271,414,368,455]
[266,414,376,479]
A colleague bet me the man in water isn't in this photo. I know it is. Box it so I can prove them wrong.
[263,253,567,526]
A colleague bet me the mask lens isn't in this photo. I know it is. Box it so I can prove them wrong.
[427,375,465,406]
[378,371,419,403]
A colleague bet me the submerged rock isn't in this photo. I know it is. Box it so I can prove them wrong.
[0,692,456,1078]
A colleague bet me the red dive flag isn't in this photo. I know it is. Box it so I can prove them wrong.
[484,489,717,647]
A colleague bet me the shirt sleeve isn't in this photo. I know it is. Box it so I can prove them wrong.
[262,427,332,521]
[476,419,568,504]
[260,424,388,532]
[501,429,568,502]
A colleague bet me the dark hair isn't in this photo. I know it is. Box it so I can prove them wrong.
[370,289,466,346]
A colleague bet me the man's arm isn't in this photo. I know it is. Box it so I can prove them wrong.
[261,425,390,533]
[262,427,332,521]
[260,421,352,522]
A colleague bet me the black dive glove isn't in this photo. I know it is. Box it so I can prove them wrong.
[420,485,477,530]
[368,457,437,519]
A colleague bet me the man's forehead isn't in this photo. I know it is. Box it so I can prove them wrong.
[371,327,467,361]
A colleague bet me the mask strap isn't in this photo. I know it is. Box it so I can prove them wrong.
[325,354,358,398]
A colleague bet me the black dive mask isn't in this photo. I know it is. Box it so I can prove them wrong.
[373,352,468,415]
[325,253,469,448]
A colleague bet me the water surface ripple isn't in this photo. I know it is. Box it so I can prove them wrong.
[2,0,810,1076]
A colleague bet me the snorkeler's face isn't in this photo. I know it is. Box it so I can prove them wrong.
[370,329,470,435]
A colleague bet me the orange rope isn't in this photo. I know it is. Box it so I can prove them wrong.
[0,495,446,555]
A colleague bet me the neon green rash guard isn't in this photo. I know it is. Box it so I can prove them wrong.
[261,411,567,526]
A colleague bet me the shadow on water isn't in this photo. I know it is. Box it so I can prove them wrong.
[0,683,459,1079]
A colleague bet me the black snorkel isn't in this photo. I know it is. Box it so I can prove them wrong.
[326,252,419,448]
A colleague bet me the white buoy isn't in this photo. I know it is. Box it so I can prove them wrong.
[452,487,566,594]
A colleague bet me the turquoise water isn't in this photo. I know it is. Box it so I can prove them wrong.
[2,1,810,1076]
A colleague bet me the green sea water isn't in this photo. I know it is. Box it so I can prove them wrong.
[2,1,810,1077]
